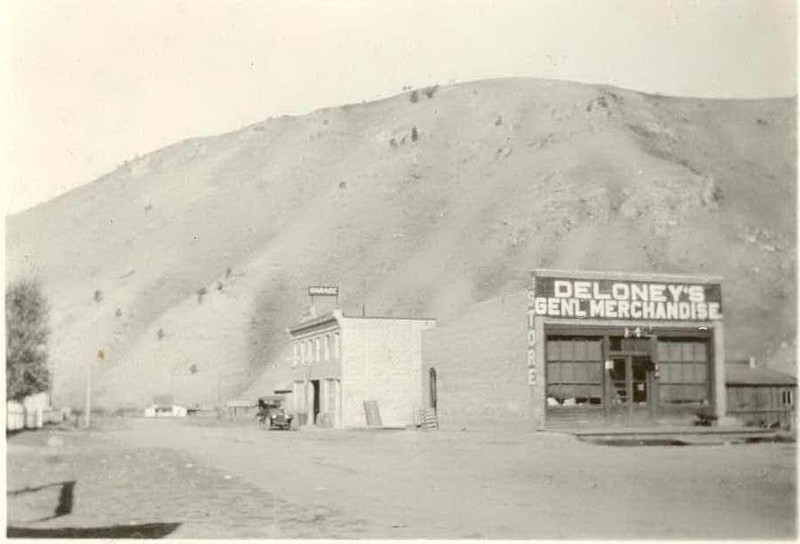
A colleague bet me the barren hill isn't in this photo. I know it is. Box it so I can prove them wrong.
[6,78,796,409]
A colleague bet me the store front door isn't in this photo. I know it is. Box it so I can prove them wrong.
[607,355,655,424]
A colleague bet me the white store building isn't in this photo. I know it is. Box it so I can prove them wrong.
[287,310,435,428]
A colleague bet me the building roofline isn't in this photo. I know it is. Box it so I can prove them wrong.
[340,314,436,322]
[287,311,341,335]
[287,311,436,335]
[532,268,723,284]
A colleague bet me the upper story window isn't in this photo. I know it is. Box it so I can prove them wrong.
[324,334,331,360]
[334,332,341,358]
[315,338,321,362]
[293,343,299,367]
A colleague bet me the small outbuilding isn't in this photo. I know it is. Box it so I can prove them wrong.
[725,359,796,430]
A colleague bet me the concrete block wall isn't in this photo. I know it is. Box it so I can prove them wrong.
[340,318,435,428]
[422,291,531,430]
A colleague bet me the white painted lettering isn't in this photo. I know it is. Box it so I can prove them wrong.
[650,284,667,302]
[574,281,591,299]
[612,283,630,300]
[667,284,684,302]
[554,280,572,298]
[688,285,705,303]
[631,283,649,301]
[606,300,618,318]
[617,300,630,318]
[592,282,611,300]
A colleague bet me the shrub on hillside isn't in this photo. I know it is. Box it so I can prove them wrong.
[6,279,51,401]
[411,127,419,142]
[197,287,207,303]
[423,85,438,99]
[409,90,420,103]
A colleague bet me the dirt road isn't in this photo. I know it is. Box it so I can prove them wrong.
[6,417,796,539]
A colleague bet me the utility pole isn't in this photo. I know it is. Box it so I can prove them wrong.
[84,356,93,428]
[86,349,104,428]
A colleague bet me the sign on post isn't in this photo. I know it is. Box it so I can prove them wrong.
[308,286,339,297]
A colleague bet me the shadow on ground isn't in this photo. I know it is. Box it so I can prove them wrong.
[7,522,181,539]
[8,480,76,522]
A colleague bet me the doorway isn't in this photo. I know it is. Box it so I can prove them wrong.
[429,367,438,414]
[607,355,654,422]
[311,380,320,424]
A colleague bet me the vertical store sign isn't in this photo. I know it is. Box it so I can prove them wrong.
[527,280,537,385]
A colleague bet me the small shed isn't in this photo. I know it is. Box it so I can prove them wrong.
[726,360,796,430]
[225,398,257,419]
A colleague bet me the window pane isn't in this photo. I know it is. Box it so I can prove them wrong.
[587,362,602,383]
[587,384,603,404]
[668,343,683,362]
[586,340,603,361]
[693,342,708,363]
[548,362,561,384]
[657,342,670,362]
[547,341,560,362]
[561,362,574,383]
[573,363,588,383]
[574,341,588,361]
[660,363,672,383]
[695,363,707,383]
[681,343,694,362]
[560,340,574,361]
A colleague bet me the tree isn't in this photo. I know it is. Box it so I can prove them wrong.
[6,279,51,401]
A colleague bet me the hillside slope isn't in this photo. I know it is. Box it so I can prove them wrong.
[6,78,796,409]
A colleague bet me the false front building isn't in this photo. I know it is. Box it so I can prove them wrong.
[287,310,435,428]
[422,269,725,430]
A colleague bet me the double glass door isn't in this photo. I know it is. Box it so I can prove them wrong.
[608,355,654,419]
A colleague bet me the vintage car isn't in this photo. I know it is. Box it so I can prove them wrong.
[257,396,294,430]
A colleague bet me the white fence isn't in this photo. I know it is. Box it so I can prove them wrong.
[7,396,65,431]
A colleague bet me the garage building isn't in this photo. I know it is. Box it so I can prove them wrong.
[288,310,435,429]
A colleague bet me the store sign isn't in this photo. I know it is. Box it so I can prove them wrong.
[308,286,339,297]
[529,275,722,321]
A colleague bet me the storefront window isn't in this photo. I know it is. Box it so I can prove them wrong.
[657,339,710,404]
[546,337,603,407]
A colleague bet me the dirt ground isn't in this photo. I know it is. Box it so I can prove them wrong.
[6,416,796,539]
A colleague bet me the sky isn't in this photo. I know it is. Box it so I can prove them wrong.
[1,0,796,215]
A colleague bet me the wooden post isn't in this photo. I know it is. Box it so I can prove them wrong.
[84,358,92,429]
